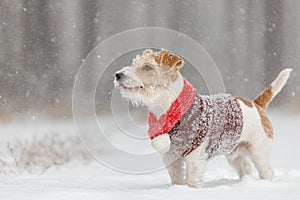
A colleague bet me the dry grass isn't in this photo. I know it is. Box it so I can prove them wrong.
[0,133,90,174]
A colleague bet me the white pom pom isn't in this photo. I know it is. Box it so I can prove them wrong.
[151,134,171,153]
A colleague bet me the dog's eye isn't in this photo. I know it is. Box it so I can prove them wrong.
[143,65,153,71]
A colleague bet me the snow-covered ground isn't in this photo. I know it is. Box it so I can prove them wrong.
[0,111,300,200]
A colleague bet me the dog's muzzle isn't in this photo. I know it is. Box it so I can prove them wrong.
[115,72,125,82]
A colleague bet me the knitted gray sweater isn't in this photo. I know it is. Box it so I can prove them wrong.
[168,93,243,159]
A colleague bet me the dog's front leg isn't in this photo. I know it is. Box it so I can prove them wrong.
[184,144,207,188]
[151,134,171,153]
[163,153,185,185]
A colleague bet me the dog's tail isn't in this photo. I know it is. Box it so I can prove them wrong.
[254,68,292,109]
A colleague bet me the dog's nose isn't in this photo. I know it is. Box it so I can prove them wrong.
[115,72,124,81]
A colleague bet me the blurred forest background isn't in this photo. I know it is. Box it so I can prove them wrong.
[0,0,299,121]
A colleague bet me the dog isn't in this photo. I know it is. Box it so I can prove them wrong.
[114,49,292,188]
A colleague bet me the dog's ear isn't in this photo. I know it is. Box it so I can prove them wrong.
[153,50,184,70]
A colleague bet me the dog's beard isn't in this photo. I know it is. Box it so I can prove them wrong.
[115,70,171,108]
[115,77,147,106]
[120,86,157,107]
[114,71,163,107]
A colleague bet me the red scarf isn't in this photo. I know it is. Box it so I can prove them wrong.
[148,80,196,139]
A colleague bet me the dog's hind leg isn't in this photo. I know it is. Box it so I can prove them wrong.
[226,151,252,179]
[248,137,274,180]
[226,142,252,179]
[163,153,185,185]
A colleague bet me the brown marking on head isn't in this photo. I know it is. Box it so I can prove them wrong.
[133,49,184,84]
[152,49,184,70]
[254,86,273,109]
[236,97,253,108]
[255,104,273,139]
[152,50,183,82]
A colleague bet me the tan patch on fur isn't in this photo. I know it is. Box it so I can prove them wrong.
[255,104,273,139]
[254,86,273,109]
[236,97,253,108]
[152,50,183,70]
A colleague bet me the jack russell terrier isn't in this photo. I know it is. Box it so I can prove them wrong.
[114,49,292,188]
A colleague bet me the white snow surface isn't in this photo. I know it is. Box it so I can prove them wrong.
[1,112,300,200]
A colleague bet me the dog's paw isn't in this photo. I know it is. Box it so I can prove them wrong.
[186,180,202,188]
[259,170,274,181]
[172,179,185,185]
[151,134,171,153]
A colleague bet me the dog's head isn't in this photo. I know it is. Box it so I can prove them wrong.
[114,49,184,106]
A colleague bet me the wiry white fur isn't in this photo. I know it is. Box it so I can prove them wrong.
[151,134,171,153]
[114,66,144,89]
[163,154,185,185]
[114,66,146,105]
[226,151,252,179]
[271,68,293,99]
[184,140,209,188]
[148,73,184,119]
